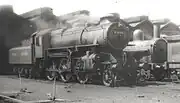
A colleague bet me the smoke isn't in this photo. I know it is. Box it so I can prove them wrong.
[0,5,36,48]
[58,11,121,28]
[0,5,36,74]
[21,7,61,30]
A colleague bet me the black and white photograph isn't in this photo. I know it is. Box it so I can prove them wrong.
[0,0,180,102]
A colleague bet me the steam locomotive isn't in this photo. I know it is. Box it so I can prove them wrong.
[9,16,136,86]
[123,23,169,82]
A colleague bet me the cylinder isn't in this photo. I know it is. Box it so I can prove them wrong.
[153,24,160,38]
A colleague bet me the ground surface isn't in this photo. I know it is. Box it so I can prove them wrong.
[0,75,180,103]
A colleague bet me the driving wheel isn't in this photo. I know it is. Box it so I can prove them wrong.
[46,61,57,81]
[60,72,72,83]
[75,59,89,84]
[102,68,116,87]
[76,72,89,84]
[59,58,72,83]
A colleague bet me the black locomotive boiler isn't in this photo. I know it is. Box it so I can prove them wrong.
[9,17,135,86]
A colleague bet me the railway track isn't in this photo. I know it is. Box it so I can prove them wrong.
[1,75,180,103]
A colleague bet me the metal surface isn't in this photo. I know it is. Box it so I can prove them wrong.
[9,45,42,64]
[50,22,130,50]
[152,38,167,63]
[153,24,160,38]
[152,19,167,38]
[9,46,32,64]
[133,29,144,40]
[124,38,168,63]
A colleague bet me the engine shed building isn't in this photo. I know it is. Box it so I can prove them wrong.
[123,16,153,40]
[124,16,180,40]
[160,22,180,36]
[130,20,153,40]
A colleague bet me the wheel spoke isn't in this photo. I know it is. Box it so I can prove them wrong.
[102,69,114,87]
[75,59,89,84]
[46,61,58,81]
[46,71,56,81]
[58,58,72,83]
[76,72,89,84]
[24,68,29,78]
[60,72,72,83]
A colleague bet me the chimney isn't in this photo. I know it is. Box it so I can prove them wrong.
[152,19,168,38]
[153,24,160,38]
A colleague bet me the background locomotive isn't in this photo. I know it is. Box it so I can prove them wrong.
[124,29,167,82]
[123,21,180,82]
[9,15,136,87]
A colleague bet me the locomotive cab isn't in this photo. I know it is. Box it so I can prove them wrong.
[31,32,43,59]
[31,29,52,58]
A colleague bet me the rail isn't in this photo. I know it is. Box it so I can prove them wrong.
[0,94,24,103]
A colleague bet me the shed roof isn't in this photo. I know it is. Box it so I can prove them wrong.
[123,16,149,24]
[160,22,180,31]
[20,7,53,19]
[129,20,153,28]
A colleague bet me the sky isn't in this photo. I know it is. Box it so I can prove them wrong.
[1,0,180,24]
